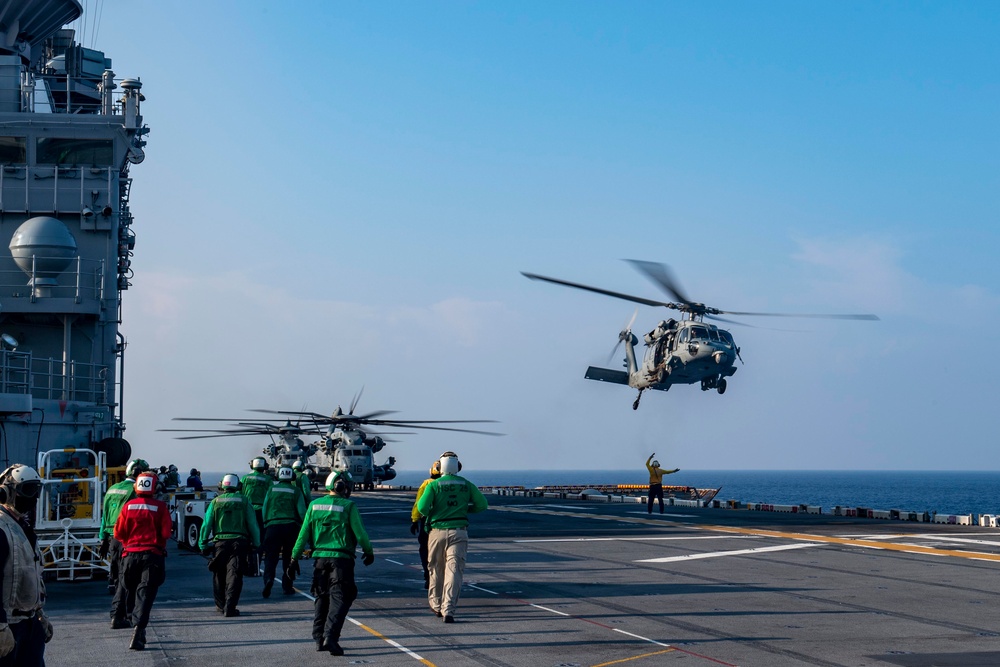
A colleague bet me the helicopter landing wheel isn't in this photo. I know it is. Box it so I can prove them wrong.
[717,378,727,395]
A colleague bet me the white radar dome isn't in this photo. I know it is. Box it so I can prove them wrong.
[9,216,78,288]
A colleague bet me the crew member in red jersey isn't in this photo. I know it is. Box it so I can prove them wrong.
[111,472,172,651]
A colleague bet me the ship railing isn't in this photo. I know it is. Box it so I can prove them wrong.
[0,165,119,230]
[0,349,110,403]
[0,257,106,303]
[35,448,109,580]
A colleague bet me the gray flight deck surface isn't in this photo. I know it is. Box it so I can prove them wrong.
[46,489,1000,667]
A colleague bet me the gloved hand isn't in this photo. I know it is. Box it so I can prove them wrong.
[201,546,212,558]
[362,552,375,566]
[409,521,419,536]
[0,624,14,657]
[287,559,300,578]
[39,612,53,643]
[97,536,110,560]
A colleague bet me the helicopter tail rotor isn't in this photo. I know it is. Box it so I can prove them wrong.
[607,308,639,364]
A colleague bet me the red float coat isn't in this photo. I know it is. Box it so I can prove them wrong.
[114,495,172,555]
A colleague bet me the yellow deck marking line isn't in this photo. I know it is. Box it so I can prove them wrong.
[493,505,1000,562]
[590,648,676,667]
[298,590,437,665]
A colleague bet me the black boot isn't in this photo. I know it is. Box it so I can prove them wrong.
[262,578,273,598]
[328,640,344,656]
[129,627,146,650]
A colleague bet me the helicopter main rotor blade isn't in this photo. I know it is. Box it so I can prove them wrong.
[717,310,879,320]
[624,260,693,305]
[350,387,364,415]
[521,272,673,309]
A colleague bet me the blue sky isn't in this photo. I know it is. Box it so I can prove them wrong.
[78,2,999,472]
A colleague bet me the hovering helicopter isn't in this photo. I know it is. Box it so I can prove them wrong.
[523,260,879,410]
[160,391,502,490]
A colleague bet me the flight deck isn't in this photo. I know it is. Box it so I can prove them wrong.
[49,489,1000,667]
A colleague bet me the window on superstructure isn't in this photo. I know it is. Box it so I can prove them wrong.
[0,137,26,163]
[35,138,113,165]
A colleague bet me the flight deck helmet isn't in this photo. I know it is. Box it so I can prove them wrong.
[250,457,267,472]
[135,472,158,496]
[0,464,42,512]
[220,474,241,491]
[429,460,442,479]
[125,458,149,478]
[439,451,461,476]
[325,470,353,497]
[291,460,304,471]
[651,460,660,468]
[277,466,294,482]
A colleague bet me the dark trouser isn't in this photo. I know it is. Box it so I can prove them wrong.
[112,551,165,630]
[0,616,45,667]
[108,537,124,586]
[262,523,298,592]
[211,539,249,613]
[417,518,429,583]
[648,483,664,514]
[254,509,265,553]
[311,557,357,645]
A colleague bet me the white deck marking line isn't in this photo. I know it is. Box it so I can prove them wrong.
[298,589,436,665]
[385,559,407,566]
[466,583,499,595]
[637,542,821,563]
[908,535,1000,547]
[516,536,759,543]
[627,511,696,518]
[531,603,571,616]
[612,628,672,648]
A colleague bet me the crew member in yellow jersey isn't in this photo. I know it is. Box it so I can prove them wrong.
[409,460,441,589]
[646,453,680,514]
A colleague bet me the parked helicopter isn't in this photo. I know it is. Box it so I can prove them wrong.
[160,392,502,489]
[523,260,878,410]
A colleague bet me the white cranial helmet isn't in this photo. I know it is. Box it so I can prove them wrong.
[439,451,460,476]
[277,466,294,482]
[220,474,241,490]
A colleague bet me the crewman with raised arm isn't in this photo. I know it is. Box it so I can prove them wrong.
[645,453,680,515]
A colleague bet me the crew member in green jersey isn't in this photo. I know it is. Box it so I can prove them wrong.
[101,458,148,598]
[198,474,260,617]
[261,466,306,598]
[290,470,374,656]
[240,458,271,542]
[291,460,312,504]
[416,451,487,624]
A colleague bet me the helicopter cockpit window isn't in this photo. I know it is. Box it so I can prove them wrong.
[690,326,710,341]
[708,328,720,342]
[678,328,689,343]
[719,330,735,347]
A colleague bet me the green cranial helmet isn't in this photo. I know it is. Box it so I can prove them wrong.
[325,469,354,496]
[126,458,149,478]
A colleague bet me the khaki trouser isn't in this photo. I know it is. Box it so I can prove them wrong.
[427,527,468,617]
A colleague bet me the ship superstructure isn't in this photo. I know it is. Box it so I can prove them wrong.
[0,0,148,578]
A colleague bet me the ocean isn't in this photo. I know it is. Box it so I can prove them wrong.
[200,470,1000,517]
[389,469,1000,517]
